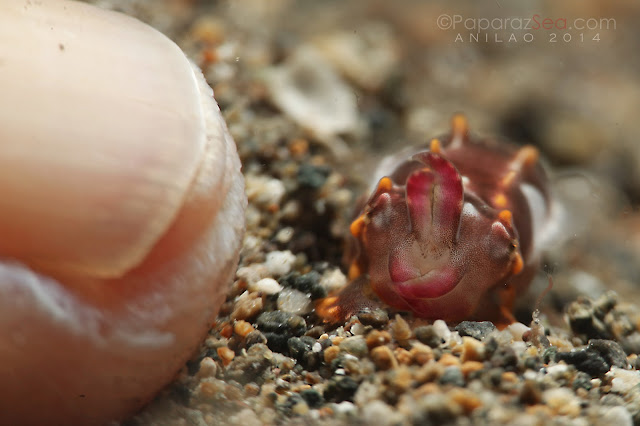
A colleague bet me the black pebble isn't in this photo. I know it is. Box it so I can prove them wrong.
[288,336,316,361]
[357,308,389,328]
[439,366,465,387]
[285,271,326,300]
[300,389,325,408]
[323,376,359,402]
[455,321,497,341]
[555,339,629,378]
[414,325,443,348]
[297,164,331,189]
[257,311,307,335]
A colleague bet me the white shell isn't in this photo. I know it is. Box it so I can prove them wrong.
[0,1,245,424]
[0,0,217,277]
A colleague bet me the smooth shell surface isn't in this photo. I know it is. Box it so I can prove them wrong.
[0,1,245,425]
[0,0,218,278]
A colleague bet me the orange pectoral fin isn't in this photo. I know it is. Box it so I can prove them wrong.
[315,275,382,323]
[495,283,517,329]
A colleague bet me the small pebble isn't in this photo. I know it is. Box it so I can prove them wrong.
[256,311,307,336]
[277,288,312,315]
[395,348,413,365]
[291,400,310,416]
[244,330,268,348]
[251,277,283,295]
[339,336,368,358]
[600,406,633,426]
[265,250,297,277]
[507,322,530,341]
[324,377,359,403]
[410,343,435,365]
[439,366,465,387]
[333,400,357,416]
[439,353,460,367]
[320,268,348,293]
[231,292,264,321]
[546,363,570,379]
[300,389,325,409]
[274,226,295,244]
[461,361,485,378]
[196,357,218,379]
[447,388,482,414]
[607,367,640,393]
[433,320,452,344]
[542,387,581,417]
[230,408,263,426]
[324,345,341,364]
[460,336,486,362]
[245,175,286,208]
[371,345,397,371]
[519,380,543,405]
[411,392,463,424]
[366,329,392,349]
[415,362,445,383]
[415,325,444,348]
[233,320,255,337]
[556,339,628,377]
[391,314,412,345]
[357,308,389,327]
[288,336,316,361]
[298,163,331,189]
[455,321,497,341]
[361,400,403,426]
[288,271,326,300]
[217,347,235,367]
[236,264,269,286]
[350,322,365,336]
[390,365,414,392]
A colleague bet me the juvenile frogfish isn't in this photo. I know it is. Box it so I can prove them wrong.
[318,114,555,325]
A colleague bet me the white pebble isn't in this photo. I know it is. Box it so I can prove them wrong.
[274,227,294,244]
[229,408,263,426]
[265,250,296,276]
[433,320,451,345]
[362,401,403,426]
[601,406,633,426]
[542,388,580,416]
[510,341,528,355]
[507,322,530,341]
[236,264,269,285]
[277,288,312,315]
[245,175,286,207]
[333,401,356,416]
[251,278,283,295]
[350,322,365,336]
[195,357,217,379]
[320,268,347,292]
[546,364,569,379]
[607,367,640,393]
[354,380,382,405]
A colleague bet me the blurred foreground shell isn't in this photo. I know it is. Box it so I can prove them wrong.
[0,1,245,425]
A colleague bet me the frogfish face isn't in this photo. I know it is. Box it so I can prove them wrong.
[356,152,523,321]
[319,115,551,324]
